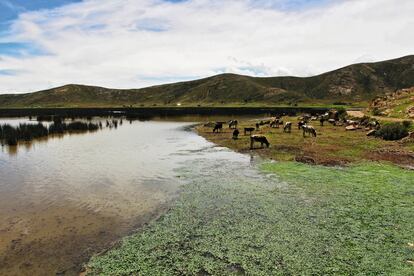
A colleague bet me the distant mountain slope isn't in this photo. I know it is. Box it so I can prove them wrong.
[0,55,413,107]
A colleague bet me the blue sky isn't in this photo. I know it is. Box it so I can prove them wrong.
[0,0,81,55]
[0,0,412,93]
[0,0,81,25]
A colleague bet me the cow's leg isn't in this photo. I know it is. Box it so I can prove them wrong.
[250,138,254,149]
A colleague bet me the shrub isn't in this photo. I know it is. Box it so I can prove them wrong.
[372,107,382,116]
[375,122,409,141]
[402,120,412,129]
[336,107,347,120]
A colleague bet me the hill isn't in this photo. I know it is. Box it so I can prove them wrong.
[0,55,413,108]
[369,87,414,119]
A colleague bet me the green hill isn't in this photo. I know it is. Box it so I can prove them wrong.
[0,55,413,108]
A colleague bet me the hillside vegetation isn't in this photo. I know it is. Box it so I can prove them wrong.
[1,55,413,108]
[370,87,414,119]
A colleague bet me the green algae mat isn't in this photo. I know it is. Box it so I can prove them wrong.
[88,158,414,275]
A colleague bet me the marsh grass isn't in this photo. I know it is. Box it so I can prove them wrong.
[88,162,414,275]
[0,121,100,145]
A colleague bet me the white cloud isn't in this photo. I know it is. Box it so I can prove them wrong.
[0,0,413,93]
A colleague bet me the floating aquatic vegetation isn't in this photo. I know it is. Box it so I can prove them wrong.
[88,160,414,275]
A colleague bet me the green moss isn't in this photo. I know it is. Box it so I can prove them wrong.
[88,162,414,275]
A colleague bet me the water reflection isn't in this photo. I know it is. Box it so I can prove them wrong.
[0,117,250,275]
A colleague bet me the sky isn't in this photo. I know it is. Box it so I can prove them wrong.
[0,0,413,93]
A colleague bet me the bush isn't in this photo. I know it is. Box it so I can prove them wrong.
[375,122,409,141]
[336,107,347,120]
[402,120,412,129]
[372,107,382,116]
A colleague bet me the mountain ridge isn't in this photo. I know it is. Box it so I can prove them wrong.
[0,55,413,107]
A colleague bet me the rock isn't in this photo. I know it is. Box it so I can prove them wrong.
[366,129,376,136]
[346,125,358,131]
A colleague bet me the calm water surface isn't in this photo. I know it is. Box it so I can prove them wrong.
[0,117,251,275]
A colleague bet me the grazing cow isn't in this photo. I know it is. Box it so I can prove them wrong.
[302,125,317,137]
[232,129,240,139]
[244,127,255,135]
[299,114,311,123]
[213,122,223,133]
[298,120,306,129]
[367,120,381,130]
[250,135,270,149]
[228,120,238,129]
[319,117,325,126]
[283,122,292,133]
[270,119,283,128]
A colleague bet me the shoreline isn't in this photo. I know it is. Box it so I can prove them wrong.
[0,106,330,119]
[86,148,414,275]
[195,117,414,168]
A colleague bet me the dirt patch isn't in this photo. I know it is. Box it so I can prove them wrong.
[347,110,365,118]
[367,148,414,167]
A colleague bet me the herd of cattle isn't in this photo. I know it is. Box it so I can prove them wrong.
[205,110,380,149]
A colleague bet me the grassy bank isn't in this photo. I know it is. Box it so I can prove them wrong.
[87,161,414,275]
[196,117,414,167]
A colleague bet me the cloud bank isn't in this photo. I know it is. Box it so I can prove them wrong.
[0,0,413,93]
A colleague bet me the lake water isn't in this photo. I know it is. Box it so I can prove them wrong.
[0,117,252,275]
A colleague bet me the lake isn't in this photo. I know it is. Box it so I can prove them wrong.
[0,117,251,275]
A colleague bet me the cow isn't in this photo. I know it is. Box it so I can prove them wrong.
[228,120,238,129]
[298,120,306,130]
[232,129,240,139]
[213,122,223,133]
[270,119,283,128]
[283,122,292,133]
[319,117,326,126]
[302,125,317,137]
[250,135,270,149]
[244,127,255,135]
